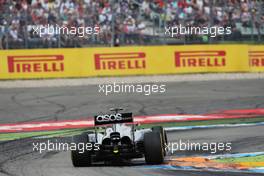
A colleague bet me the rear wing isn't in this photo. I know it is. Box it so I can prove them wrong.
[94,113,133,126]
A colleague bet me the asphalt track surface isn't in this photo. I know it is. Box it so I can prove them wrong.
[0,79,264,176]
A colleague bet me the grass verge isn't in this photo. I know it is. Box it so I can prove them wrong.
[216,155,264,163]
[137,116,264,129]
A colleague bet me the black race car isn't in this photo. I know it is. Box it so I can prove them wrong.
[71,108,167,166]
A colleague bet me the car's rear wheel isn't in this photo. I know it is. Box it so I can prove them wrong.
[152,126,167,155]
[71,132,92,167]
[144,131,164,164]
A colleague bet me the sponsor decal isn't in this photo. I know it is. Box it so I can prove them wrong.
[94,53,146,70]
[175,51,226,67]
[8,55,64,73]
[249,51,264,67]
[94,113,133,125]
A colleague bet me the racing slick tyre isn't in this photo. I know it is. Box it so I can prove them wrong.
[71,132,92,167]
[144,131,164,164]
[152,126,167,155]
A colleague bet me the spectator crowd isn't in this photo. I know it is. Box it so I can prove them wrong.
[0,0,263,49]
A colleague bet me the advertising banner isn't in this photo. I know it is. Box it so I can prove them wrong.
[0,45,257,79]
[0,48,90,79]
[249,46,264,72]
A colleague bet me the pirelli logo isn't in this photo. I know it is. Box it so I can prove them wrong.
[249,51,264,67]
[175,51,226,67]
[8,55,64,73]
[94,52,146,70]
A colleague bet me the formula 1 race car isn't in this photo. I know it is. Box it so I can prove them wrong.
[71,108,167,166]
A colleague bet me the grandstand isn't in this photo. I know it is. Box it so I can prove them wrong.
[0,0,264,49]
